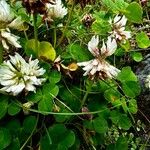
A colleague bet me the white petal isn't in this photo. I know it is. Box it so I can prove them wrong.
[113,15,121,24]
[106,36,117,56]
[25,82,36,92]
[92,59,99,66]
[101,40,107,56]
[88,35,99,56]
[118,16,127,27]
[1,39,9,49]
[0,0,14,22]
[77,60,92,66]
[83,63,93,71]
[1,30,21,48]
[90,67,98,75]
[121,31,131,39]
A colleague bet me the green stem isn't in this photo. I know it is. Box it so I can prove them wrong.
[33,14,38,52]
[81,82,92,107]
[0,44,3,64]
[53,27,57,48]
[56,2,74,48]
[24,30,28,41]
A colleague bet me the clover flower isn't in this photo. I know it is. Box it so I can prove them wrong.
[77,36,120,79]
[0,0,24,49]
[0,53,46,96]
[145,74,150,89]
[110,15,131,41]
[1,28,21,50]
[0,0,14,24]
[46,0,67,20]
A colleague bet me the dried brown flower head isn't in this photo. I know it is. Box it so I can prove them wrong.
[22,0,55,14]
[82,13,94,28]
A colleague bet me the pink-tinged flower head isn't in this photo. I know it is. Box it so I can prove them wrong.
[110,15,131,41]
[77,35,119,80]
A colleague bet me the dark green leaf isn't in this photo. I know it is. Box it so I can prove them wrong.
[23,116,37,133]
[116,136,128,150]
[49,70,61,83]
[0,128,11,150]
[110,110,121,124]
[0,96,8,119]
[118,114,132,130]
[69,43,93,61]
[93,116,108,133]
[8,102,21,116]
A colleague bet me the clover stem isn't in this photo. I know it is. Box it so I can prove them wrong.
[81,81,92,107]
[0,44,3,64]
[53,27,57,48]
[33,13,38,52]
[56,2,75,48]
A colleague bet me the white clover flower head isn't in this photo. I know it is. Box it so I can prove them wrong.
[145,74,150,89]
[0,0,14,24]
[46,0,67,20]
[0,53,46,96]
[77,35,120,79]
[0,28,21,49]
[110,15,131,41]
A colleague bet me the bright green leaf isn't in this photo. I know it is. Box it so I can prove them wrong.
[25,39,40,57]
[122,81,141,98]
[131,52,143,62]
[92,20,111,35]
[117,67,137,82]
[128,99,138,114]
[120,40,130,52]
[136,32,150,49]
[104,88,121,105]
[38,96,53,113]
[69,43,93,61]
[125,2,143,23]
[39,41,56,61]
[121,98,128,113]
